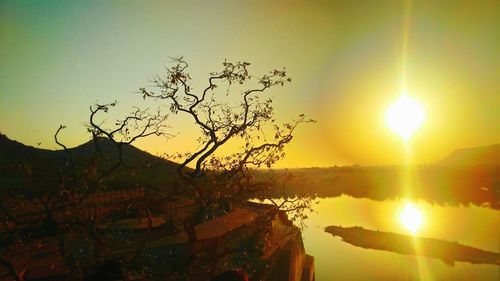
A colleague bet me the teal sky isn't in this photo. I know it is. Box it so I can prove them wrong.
[1,1,499,167]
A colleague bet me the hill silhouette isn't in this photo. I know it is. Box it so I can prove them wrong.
[0,134,182,192]
[0,133,176,167]
[437,143,500,166]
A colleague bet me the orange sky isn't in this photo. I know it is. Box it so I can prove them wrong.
[1,1,499,167]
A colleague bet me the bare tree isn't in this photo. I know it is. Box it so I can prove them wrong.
[139,58,313,210]
[137,58,315,279]
[1,58,314,281]
[88,102,170,177]
[0,104,170,280]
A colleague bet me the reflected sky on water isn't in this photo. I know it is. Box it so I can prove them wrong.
[302,195,499,281]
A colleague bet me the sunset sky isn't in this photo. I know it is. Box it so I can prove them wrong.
[1,0,498,167]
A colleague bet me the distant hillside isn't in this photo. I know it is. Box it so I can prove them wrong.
[0,133,59,160]
[0,134,183,191]
[258,143,500,209]
[437,143,500,166]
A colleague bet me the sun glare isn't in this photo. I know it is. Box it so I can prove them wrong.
[399,202,424,234]
[385,93,425,140]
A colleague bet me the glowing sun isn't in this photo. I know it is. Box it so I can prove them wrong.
[399,202,424,234]
[385,93,425,140]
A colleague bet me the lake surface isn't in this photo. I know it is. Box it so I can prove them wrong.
[302,196,499,281]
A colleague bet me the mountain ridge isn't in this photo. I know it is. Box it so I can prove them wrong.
[436,143,500,166]
[0,133,177,166]
[0,134,182,190]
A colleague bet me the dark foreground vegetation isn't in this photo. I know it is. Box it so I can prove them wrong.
[325,225,500,266]
[0,59,315,281]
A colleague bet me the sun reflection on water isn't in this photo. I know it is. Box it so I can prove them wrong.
[399,202,424,234]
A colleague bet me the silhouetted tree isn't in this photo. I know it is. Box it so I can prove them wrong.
[1,58,315,281]
[139,58,315,278]
[88,102,170,170]
[140,58,313,212]
[0,106,170,280]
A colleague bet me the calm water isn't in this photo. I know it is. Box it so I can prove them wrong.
[302,196,499,281]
